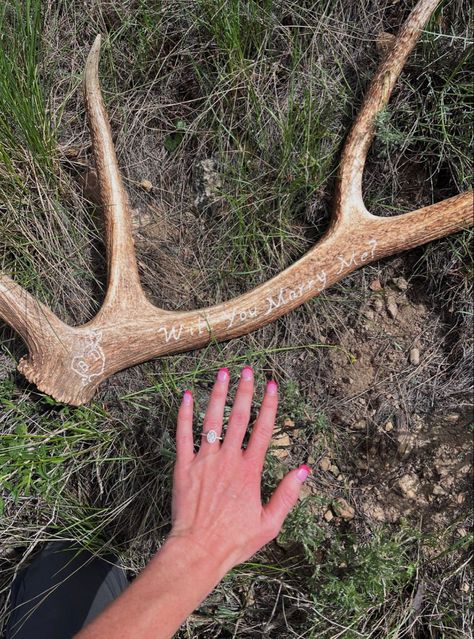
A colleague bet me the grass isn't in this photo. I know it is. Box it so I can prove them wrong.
[0,0,99,318]
[0,0,473,637]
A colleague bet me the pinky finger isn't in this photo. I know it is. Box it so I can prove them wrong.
[176,390,195,465]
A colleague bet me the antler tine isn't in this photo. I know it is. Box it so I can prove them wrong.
[0,275,67,372]
[335,0,439,222]
[84,35,148,315]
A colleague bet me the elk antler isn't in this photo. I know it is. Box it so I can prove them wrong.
[1,0,472,405]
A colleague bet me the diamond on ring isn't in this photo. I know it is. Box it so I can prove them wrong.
[201,429,221,444]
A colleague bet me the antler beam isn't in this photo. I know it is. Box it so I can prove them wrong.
[1,0,472,405]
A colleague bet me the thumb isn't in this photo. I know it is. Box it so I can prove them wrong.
[263,465,311,532]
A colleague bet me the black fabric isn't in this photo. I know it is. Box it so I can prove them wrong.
[6,542,128,639]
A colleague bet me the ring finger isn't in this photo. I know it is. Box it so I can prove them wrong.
[199,367,230,454]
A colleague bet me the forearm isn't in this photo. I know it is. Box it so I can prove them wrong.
[74,537,225,639]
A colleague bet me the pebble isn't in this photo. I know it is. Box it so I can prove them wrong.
[299,484,312,501]
[363,308,375,320]
[366,503,386,522]
[369,278,382,291]
[354,419,367,430]
[329,464,340,476]
[333,498,355,520]
[324,510,334,522]
[374,298,384,312]
[398,473,419,500]
[387,299,398,319]
[140,179,153,192]
[392,277,409,291]
[319,457,331,472]
[396,432,417,456]
[409,347,420,366]
[445,413,460,423]
[271,432,290,460]
[384,421,394,432]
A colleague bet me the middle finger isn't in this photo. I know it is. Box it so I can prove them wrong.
[199,367,229,455]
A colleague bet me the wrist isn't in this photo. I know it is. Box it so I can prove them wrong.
[153,534,229,585]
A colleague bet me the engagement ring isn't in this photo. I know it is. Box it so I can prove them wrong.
[201,430,223,444]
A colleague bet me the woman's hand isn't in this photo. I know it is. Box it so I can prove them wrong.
[76,366,311,639]
[169,366,311,575]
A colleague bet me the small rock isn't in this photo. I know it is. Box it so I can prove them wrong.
[456,493,466,505]
[387,298,398,319]
[194,158,222,209]
[329,464,340,476]
[336,474,344,482]
[445,413,460,423]
[299,484,313,501]
[398,473,420,500]
[366,503,386,522]
[140,179,153,192]
[384,421,394,432]
[392,277,408,291]
[440,476,454,490]
[324,510,334,522]
[354,419,367,430]
[374,298,384,312]
[396,432,417,456]
[370,278,382,291]
[271,432,291,460]
[432,485,446,496]
[409,347,420,366]
[363,308,375,320]
[319,457,331,472]
[461,581,470,593]
[333,498,355,520]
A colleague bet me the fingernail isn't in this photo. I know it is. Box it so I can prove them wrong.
[296,464,311,482]
[182,390,193,405]
[241,366,253,381]
[266,380,278,396]
[217,367,229,382]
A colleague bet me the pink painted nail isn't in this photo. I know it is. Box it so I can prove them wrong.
[182,390,193,405]
[266,380,278,396]
[241,366,253,381]
[296,464,311,482]
[217,367,229,382]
